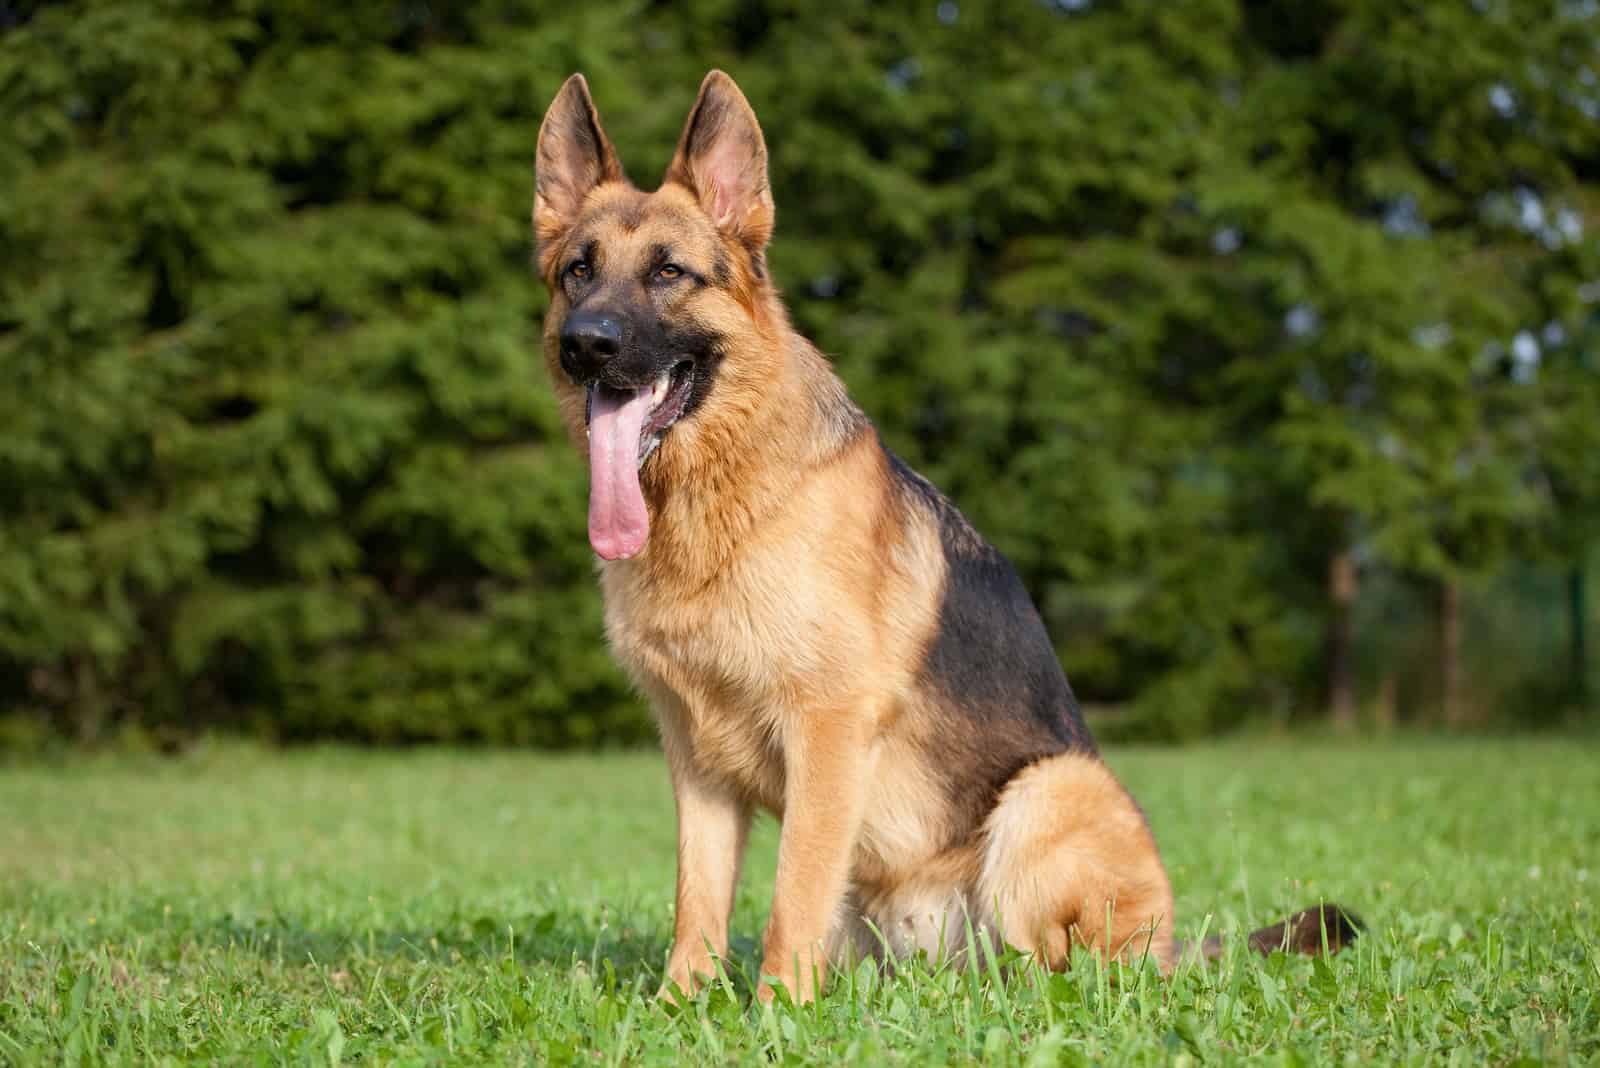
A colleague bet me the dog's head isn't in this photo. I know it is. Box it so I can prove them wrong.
[533,71,780,561]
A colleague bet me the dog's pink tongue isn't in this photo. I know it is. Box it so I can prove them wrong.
[587,386,651,560]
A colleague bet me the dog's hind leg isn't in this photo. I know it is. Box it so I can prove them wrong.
[850,859,986,971]
[977,751,1177,973]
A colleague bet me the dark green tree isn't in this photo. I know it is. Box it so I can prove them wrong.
[2,0,1596,744]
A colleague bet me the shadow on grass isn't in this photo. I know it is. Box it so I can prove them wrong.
[171,906,768,992]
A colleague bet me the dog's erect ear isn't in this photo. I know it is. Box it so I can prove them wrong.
[664,71,774,253]
[534,74,624,249]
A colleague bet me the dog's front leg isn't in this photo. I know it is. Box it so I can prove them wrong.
[657,708,751,1002]
[759,708,873,1004]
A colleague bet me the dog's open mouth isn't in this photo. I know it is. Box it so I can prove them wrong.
[584,361,694,561]
[584,360,694,468]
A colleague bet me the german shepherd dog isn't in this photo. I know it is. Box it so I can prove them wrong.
[532,71,1358,1004]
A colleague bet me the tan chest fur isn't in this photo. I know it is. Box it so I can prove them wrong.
[598,440,946,836]
[599,484,872,806]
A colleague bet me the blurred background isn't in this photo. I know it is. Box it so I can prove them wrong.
[1,0,1596,750]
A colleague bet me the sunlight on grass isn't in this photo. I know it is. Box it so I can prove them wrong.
[1,739,1595,1063]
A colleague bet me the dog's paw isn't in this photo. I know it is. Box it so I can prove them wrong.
[658,952,720,1006]
[755,956,819,1005]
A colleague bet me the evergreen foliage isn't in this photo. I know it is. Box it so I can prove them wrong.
[2,1,1597,743]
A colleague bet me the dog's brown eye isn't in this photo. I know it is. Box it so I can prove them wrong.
[568,260,590,280]
[657,264,683,281]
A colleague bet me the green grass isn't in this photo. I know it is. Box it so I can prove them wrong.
[1,738,1595,1065]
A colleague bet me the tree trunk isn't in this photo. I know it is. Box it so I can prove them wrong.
[1573,565,1590,709]
[1327,549,1358,728]
[1373,672,1397,732]
[1440,579,1464,728]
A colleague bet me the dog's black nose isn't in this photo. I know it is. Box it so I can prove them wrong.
[560,312,623,380]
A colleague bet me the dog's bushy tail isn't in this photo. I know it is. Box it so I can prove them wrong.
[1183,903,1364,962]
